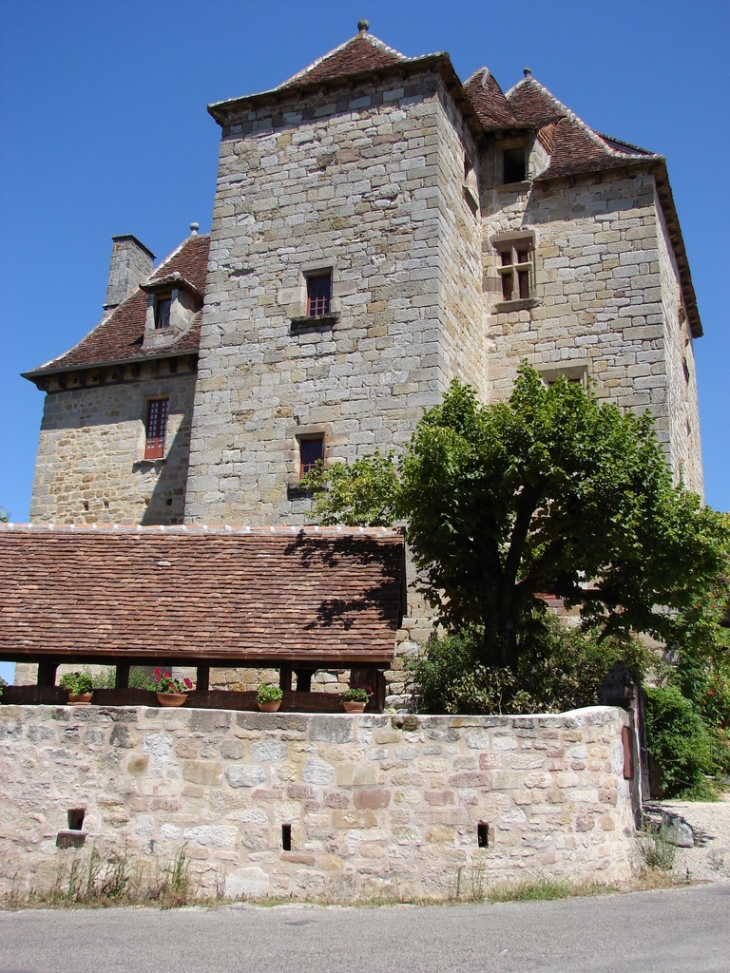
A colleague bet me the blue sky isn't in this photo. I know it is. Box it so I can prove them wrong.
[0,1,728,683]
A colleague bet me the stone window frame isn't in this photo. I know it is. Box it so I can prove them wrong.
[494,136,531,190]
[491,231,538,312]
[286,423,330,496]
[463,155,479,216]
[289,263,341,330]
[535,360,590,391]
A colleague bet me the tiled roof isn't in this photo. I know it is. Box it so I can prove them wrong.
[25,234,209,377]
[0,524,404,667]
[278,31,407,89]
[463,68,521,132]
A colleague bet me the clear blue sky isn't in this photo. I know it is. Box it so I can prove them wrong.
[0,1,728,683]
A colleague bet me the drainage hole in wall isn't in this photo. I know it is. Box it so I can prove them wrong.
[68,808,85,831]
[477,821,489,848]
[282,823,292,851]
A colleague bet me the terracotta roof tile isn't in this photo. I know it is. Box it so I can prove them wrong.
[463,68,520,131]
[538,116,658,180]
[277,32,407,89]
[0,524,405,667]
[26,234,209,376]
[506,76,567,127]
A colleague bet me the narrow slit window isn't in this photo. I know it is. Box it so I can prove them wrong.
[68,808,85,831]
[282,823,292,851]
[299,436,324,479]
[477,822,489,848]
[145,398,169,460]
[306,273,332,317]
[154,293,172,330]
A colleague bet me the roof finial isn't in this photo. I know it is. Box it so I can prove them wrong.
[358,19,369,34]
[523,67,532,78]
[190,222,199,235]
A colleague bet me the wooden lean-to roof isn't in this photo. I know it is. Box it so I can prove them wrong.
[0,524,405,668]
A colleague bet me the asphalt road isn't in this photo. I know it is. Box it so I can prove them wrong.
[0,884,727,973]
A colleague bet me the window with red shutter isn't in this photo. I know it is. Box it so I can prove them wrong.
[306,274,332,317]
[145,398,169,459]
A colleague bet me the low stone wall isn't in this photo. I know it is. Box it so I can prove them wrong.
[0,704,635,902]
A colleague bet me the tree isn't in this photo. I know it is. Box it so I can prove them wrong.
[304,365,729,671]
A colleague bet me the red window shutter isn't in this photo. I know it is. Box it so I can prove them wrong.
[145,399,169,459]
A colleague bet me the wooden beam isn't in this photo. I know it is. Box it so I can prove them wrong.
[37,660,58,687]
[115,664,130,690]
[196,666,210,692]
[279,667,292,692]
[294,669,312,693]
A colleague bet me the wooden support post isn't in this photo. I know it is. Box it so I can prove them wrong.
[37,660,58,687]
[196,666,210,692]
[294,669,312,693]
[115,664,130,690]
[279,667,292,692]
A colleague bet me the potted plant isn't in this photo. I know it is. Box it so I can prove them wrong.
[154,669,193,707]
[341,685,373,714]
[59,671,94,706]
[256,683,283,713]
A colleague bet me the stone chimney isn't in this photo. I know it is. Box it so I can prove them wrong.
[103,234,155,312]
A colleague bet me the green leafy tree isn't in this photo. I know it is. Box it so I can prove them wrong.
[304,365,729,672]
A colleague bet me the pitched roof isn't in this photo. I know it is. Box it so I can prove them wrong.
[278,30,407,89]
[24,233,210,378]
[463,68,521,132]
[0,524,405,667]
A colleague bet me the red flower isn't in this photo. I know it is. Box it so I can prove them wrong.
[184,678,193,689]
[154,670,161,682]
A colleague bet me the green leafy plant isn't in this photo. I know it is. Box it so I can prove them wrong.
[341,686,372,703]
[129,667,157,691]
[154,669,193,694]
[644,685,716,798]
[256,683,283,704]
[304,367,728,675]
[59,672,94,696]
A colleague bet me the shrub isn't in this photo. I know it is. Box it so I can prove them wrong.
[408,615,652,715]
[58,672,94,696]
[341,686,372,703]
[644,685,715,798]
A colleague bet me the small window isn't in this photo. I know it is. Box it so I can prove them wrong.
[154,293,171,330]
[497,241,534,302]
[299,436,324,479]
[145,398,169,460]
[502,147,526,184]
[306,274,332,317]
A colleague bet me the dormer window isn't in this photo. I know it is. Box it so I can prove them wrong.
[502,147,526,184]
[154,293,172,330]
[306,273,332,317]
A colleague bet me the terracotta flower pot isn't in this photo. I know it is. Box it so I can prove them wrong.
[257,699,282,712]
[67,693,93,706]
[342,700,366,713]
[157,692,187,707]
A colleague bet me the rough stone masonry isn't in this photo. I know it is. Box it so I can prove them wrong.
[0,704,635,901]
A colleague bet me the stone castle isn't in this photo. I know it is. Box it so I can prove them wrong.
[22,24,704,696]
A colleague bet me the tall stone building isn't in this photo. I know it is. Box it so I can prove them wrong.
[23,24,704,697]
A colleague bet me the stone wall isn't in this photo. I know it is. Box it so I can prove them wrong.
[29,365,196,526]
[0,704,635,902]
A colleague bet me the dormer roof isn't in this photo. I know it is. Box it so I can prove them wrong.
[23,233,210,382]
[463,68,521,132]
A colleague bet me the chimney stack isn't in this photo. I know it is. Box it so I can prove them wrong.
[103,235,155,312]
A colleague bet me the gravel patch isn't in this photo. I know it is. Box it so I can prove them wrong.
[656,792,730,883]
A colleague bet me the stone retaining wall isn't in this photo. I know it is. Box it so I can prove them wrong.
[0,704,635,902]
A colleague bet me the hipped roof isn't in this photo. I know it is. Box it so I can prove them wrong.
[0,524,405,667]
